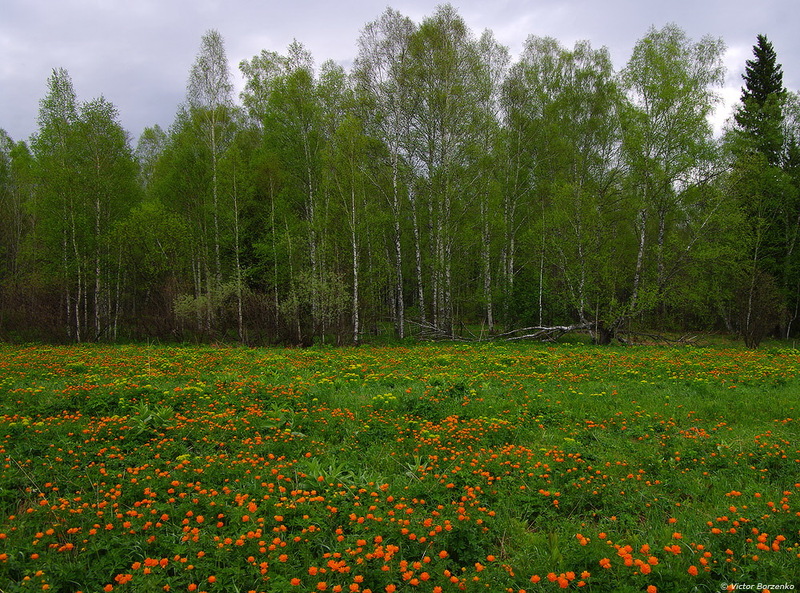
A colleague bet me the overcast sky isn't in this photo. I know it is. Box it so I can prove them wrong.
[2,0,798,144]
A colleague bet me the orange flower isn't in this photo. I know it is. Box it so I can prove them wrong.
[687,565,698,576]
[647,587,657,593]
[290,578,301,586]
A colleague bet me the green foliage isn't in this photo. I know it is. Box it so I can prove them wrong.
[279,269,348,342]
[734,34,786,166]
[727,35,800,343]
[0,343,798,591]
[2,14,799,346]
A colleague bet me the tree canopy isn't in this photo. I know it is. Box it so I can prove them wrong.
[1,13,798,347]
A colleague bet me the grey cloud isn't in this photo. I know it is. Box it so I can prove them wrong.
[1,0,798,143]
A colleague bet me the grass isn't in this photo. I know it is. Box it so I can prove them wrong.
[0,341,798,592]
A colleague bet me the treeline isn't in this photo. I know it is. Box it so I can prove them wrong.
[1,6,799,346]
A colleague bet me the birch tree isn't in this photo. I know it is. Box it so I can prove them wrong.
[241,41,326,340]
[504,38,622,336]
[610,25,726,342]
[31,68,81,339]
[0,131,19,278]
[135,124,167,190]
[404,4,484,333]
[473,30,509,332]
[354,8,416,337]
[0,134,37,334]
[74,96,138,339]
[187,29,235,287]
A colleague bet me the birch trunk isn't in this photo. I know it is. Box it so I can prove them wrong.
[481,196,493,331]
[392,156,405,339]
[630,208,649,314]
[232,161,243,342]
[351,186,360,345]
[410,186,426,324]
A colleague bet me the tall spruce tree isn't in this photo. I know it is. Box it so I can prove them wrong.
[734,34,786,166]
[729,34,797,345]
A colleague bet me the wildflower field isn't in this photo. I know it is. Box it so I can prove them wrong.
[0,342,798,592]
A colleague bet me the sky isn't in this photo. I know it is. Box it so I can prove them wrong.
[1,0,799,144]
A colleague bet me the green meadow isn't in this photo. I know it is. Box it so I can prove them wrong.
[0,342,798,592]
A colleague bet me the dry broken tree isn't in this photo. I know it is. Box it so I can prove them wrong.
[408,319,701,346]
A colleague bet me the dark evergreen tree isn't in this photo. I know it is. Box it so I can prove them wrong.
[734,35,786,165]
[729,34,798,343]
